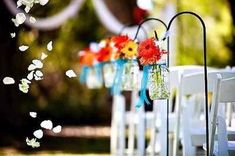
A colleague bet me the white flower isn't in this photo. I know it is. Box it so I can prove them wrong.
[26,137,40,148]
[39,0,49,6]
[66,70,77,78]
[32,59,43,68]
[40,120,53,130]
[27,71,34,80]
[3,77,15,85]
[12,13,26,27]
[10,33,16,38]
[33,129,43,139]
[29,16,36,23]
[19,45,29,52]
[52,125,62,133]
[29,112,37,118]
[40,52,48,60]
[47,41,53,51]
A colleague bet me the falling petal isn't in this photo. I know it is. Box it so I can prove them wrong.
[47,41,53,51]
[19,83,29,93]
[40,52,48,60]
[21,78,31,84]
[66,70,77,78]
[26,137,40,148]
[28,64,36,71]
[32,59,43,68]
[40,120,53,130]
[19,45,29,52]
[35,70,43,77]
[3,77,15,85]
[33,129,43,139]
[10,33,16,38]
[29,16,36,24]
[39,0,49,6]
[34,74,43,81]
[12,13,26,27]
[29,112,37,118]
[27,71,34,80]
[52,125,62,133]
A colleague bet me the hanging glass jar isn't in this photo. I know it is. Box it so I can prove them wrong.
[148,64,170,100]
[103,62,117,88]
[121,60,139,91]
[86,66,103,89]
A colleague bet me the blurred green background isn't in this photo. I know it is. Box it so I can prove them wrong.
[0,0,235,155]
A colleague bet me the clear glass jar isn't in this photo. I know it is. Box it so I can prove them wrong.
[121,60,139,91]
[103,62,117,88]
[86,68,103,89]
[148,65,170,100]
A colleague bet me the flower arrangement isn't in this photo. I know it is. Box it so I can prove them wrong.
[136,36,169,107]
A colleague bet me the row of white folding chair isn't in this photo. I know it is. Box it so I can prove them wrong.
[148,65,218,156]
[208,75,235,156]
[173,70,235,156]
[110,65,217,156]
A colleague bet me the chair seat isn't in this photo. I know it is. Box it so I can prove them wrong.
[191,127,235,146]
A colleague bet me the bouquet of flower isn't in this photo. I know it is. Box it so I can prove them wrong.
[136,37,169,107]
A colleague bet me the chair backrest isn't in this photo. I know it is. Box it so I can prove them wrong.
[218,77,235,103]
[209,76,235,156]
[180,71,235,96]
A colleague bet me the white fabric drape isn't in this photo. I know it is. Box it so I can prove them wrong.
[4,0,85,30]
[4,0,147,38]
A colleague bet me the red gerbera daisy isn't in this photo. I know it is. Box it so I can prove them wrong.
[138,38,163,65]
[111,35,130,50]
[96,47,112,62]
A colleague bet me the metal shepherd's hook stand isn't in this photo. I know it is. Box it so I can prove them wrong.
[134,17,170,156]
[165,11,209,156]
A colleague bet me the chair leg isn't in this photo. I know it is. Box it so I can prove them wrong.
[137,106,145,156]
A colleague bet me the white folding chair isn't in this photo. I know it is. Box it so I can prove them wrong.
[209,76,235,156]
[173,71,235,156]
[148,65,216,156]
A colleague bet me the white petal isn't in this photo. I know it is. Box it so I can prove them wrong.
[66,70,77,78]
[35,70,43,77]
[34,74,43,81]
[24,6,31,13]
[29,112,37,118]
[17,1,22,7]
[29,16,36,23]
[26,137,40,148]
[52,125,62,133]
[32,59,43,68]
[33,129,43,139]
[19,83,29,93]
[21,78,31,84]
[28,64,36,71]
[47,41,53,51]
[40,52,48,60]
[27,71,34,80]
[3,77,15,85]
[16,13,26,25]
[40,120,53,130]
[19,45,29,52]
[39,0,49,5]
[10,33,16,38]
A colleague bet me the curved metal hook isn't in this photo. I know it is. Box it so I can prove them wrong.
[134,17,168,40]
[119,24,148,39]
[166,11,209,156]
